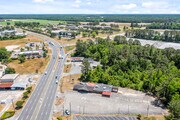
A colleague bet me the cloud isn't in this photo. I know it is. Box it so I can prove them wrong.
[72,4,80,8]
[142,1,168,9]
[33,0,54,3]
[75,0,81,4]
[114,3,137,10]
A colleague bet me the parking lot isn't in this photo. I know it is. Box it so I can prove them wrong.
[73,116,136,120]
[0,74,39,116]
[57,89,168,115]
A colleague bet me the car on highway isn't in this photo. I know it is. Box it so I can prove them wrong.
[55,75,58,79]
[59,55,63,59]
[65,110,70,115]
[56,80,58,84]
[45,71,47,75]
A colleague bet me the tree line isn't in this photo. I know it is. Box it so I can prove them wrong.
[125,29,180,42]
[147,22,180,30]
[1,14,180,23]
[75,38,180,119]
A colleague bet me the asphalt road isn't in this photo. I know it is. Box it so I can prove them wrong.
[18,32,66,120]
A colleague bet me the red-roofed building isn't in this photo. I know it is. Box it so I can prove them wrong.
[102,91,111,97]
[0,82,13,90]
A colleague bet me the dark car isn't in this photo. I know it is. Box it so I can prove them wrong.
[65,110,70,115]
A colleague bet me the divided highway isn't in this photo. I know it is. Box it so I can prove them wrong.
[18,32,66,120]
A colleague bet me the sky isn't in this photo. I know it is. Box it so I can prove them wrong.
[0,0,180,14]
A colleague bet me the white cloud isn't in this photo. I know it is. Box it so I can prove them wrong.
[33,0,54,3]
[142,1,168,9]
[72,4,80,8]
[75,0,81,4]
[114,3,137,10]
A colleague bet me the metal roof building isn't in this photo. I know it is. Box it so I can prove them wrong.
[0,74,19,83]
[0,82,13,90]
[11,83,27,90]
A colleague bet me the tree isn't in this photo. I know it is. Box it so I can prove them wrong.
[92,31,97,38]
[50,33,56,38]
[16,101,24,109]
[5,68,16,74]
[81,59,91,82]
[18,55,25,63]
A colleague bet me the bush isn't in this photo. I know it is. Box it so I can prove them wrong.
[23,92,29,99]
[57,116,62,120]
[137,114,141,120]
[5,67,16,74]
[0,111,15,120]
[15,101,24,109]
[26,87,32,93]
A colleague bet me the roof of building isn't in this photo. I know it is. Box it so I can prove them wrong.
[102,91,111,96]
[11,83,27,88]
[71,57,84,61]
[0,74,19,80]
[0,82,13,88]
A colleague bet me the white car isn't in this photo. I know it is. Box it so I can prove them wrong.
[56,80,58,84]
[45,71,47,75]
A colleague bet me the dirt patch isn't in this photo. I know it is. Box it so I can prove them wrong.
[142,115,165,120]
[60,74,81,93]
[8,56,50,74]
[55,98,64,106]
[63,64,72,73]
[0,35,42,48]
[0,104,5,112]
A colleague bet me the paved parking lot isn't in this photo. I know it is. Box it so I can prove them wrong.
[60,91,167,115]
[73,116,136,120]
[0,74,38,116]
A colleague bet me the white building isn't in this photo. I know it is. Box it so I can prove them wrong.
[0,74,19,83]
[0,63,7,78]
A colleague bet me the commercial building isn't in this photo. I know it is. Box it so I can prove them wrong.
[11,83,27,90]
[71,57,84,62]
[0,74,19,83]
[73,82,118,97]
[0,82,13,90]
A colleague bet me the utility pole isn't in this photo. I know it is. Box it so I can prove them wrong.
[69,102,71,115]
[63,104,64,116]
[11,99,15,112]
[83,106,85,114]
[147,104,149,117]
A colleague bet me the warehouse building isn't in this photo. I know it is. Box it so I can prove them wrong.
[0,74,19,83]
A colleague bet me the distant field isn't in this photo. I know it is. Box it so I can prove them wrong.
[0,19,65,26]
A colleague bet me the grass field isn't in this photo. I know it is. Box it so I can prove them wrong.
[0,19,65,26]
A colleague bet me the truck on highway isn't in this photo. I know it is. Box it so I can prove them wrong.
[59,55,63,59]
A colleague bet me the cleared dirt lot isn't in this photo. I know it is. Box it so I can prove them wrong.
[0,35,42,48]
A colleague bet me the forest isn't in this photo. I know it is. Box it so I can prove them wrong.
[0,14,180,23]
[147,22,180,30]
[125,29,180,42]
[74,37,180,119]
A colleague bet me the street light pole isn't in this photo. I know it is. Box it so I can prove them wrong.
[11,99,15,112]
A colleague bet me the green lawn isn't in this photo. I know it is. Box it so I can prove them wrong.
[0,19,66,26]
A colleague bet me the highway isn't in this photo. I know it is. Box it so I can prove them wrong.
[18,31,66,120]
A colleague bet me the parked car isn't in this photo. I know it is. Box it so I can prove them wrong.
[65,110,70,115]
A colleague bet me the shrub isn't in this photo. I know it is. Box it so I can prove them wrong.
[23,92,29,99]
[0,111,15,120]
[57,116,62,120]
[26,87,32,93]
[15,101,24,109]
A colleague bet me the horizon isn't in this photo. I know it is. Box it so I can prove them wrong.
[0,0,179,14]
